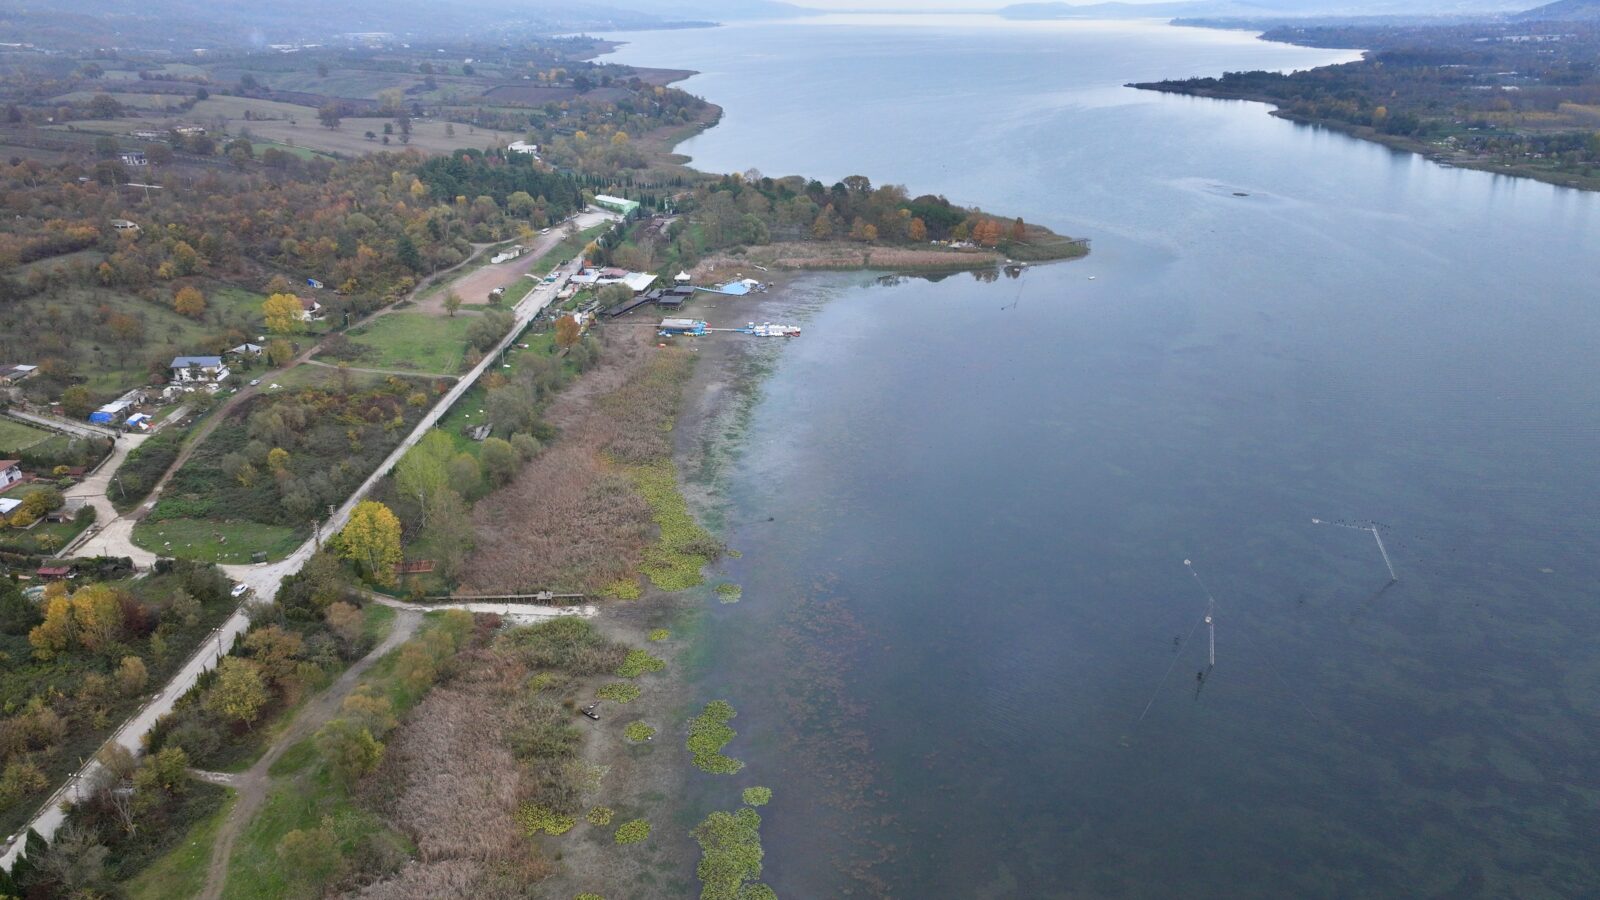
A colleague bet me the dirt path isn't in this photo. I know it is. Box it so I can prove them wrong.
[197,608,423,900]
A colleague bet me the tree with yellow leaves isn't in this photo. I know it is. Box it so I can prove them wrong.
[28,591,74,660]
[173,285,207,319]
[338,500,403,586]
[262,292,304,334]
[71,584,126,654]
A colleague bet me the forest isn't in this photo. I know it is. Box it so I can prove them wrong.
[1137,22,1600,188]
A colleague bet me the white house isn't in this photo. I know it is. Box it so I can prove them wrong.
[0,498,18,518]
[507,140,539,156]
[227,343,265,357]
[0,460,21,492]
[300,297,323,321]
[170,356,230,383]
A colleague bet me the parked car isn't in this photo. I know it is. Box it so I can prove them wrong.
[230,582,252,599]
[249,379,261,386]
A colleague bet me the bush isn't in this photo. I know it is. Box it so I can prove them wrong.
[613,818,650,845]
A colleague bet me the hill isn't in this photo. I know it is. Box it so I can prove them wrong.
[1514,0,1600,20]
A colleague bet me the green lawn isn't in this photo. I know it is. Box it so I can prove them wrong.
[0,417,55,453]
[340,312,479,375]
[0,517,92,555]
[132,517,303,564]
[124,789,238,900]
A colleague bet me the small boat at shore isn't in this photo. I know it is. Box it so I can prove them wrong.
[742,322,801,337]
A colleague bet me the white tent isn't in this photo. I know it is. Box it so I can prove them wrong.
[674,270,692,283]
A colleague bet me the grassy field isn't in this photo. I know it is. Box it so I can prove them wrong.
[0,517,93,555]
[240,116,518,158]
[124,790,238,900]
[341,311,479,374]
[131,517,303,564]
[0,417,56,453]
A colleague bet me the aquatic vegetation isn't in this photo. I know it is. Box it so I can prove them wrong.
[517,803,576,836]
[693,807,773,899]
[603,577,642,600]
[631,459,722,592]
[625,721,656,742]
[687,700,744,775]
[614,818,651,845]
[648,628,671,641]
[528,672,555,692]
[616,649,667,678]
[575,894,605,900]
[741,786,772,807]
[587,806,615,826]
[715,582,743,603]
[597,683,641,703]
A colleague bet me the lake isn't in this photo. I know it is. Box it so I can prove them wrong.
[604,16,1600,898]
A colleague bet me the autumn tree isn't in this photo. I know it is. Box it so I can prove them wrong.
[173,285,207,319]
[908,217,928,243]
[316,718,384,783]
[116,656,149,695]
[555,314,581,350]
[1010,217,1027,243]
[262,293,304,334]
[443,290,462,317]
[29,592,75,659]
[266,338,295,367]
[206,657,269,728]
[338,500,403,586]
[70,584,125,655]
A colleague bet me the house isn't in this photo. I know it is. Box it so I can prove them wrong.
[0,364,37,384]
[173,125,206,136]
[506,140,539,156]
[35,565,72,581]
[170,356,230,383]
[0,460,21,492]
[299,297,323,321]
[89,388,147,425]
[109,219,141,233]
[621,272,657,293]
[227,343,265,358]
[0,497,18,518]
[119,152,148,167]
[124,413,152,432]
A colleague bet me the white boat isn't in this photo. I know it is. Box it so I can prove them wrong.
[746,322,801,337]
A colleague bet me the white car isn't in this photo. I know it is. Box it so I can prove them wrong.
[230,583,252,599]
[249,379,261,386]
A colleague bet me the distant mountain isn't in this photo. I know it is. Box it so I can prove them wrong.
[999,0,1528,18]
[1513,0,1600,20]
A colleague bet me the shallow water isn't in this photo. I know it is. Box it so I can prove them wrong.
[605,16,1600,898]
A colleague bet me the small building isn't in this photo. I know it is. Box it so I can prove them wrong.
[0,364,37,384]
[89,398,136,425]
[0,497,19,518]
[593,194,640,217]
[674,270,692,284]
[656,292,686,310]
[227,343,265,358]
[119,152,148,167]
[0,460,21,492]
[109,219,141,233]
[45,498,87,523]
[36,565,72,581]
[300,297,323,321]
[125,413,152,432]
[170,356,230,383]
[506,140,539,156]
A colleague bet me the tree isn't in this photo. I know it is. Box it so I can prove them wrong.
[908,217,928,243]
[324,601,363,648]
[448,453,482,497]
[277,825,344,887]
[0,578,42,636]
[60,385,94,420]
[338,501,402,586]
[266,338,295,367]
[206,657,269,728]
[443,290,462,317]
[243,625,304,689]
[480,437,520,487]
[316,719,384,782]
[262,293,303,334]
[174,285,206,318]
[116,655,149,695]
[28,593,74,659]
[395,430,452,528]
[555,314,581,350]
[69,584,124,655]
[317,104,341,129]
[1010,217,1027,243]
[267,447,291,475]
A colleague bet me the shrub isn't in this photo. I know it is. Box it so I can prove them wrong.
[615,649,665,679]
[516,803,575,836]
[586,806,614,826]
[614,818,650,845]
[647,628,669,642]
[742,786,772,807]
[596,683,639,704]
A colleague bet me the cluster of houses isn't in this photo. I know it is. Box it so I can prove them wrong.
[570,265,658,293]
[0,459,87,525]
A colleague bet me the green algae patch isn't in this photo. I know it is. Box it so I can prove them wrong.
[687,699,743,775]
[648,628,671,642]
[742,786,772,807]
[631,459,721,592]
[598,682,641,703]
[616,648,667,678]
[715,582,743,604]
[625,721,656,743]
[614,818,651,844]
[517,803,576,836]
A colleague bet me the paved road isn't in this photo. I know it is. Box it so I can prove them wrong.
[0,209,617,870]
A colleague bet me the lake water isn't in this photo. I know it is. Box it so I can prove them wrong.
[604,16,1600,899]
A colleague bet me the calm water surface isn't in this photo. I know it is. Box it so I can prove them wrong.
[605,16,1600,899]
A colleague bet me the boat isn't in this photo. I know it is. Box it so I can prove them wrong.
[580,703,601,720]
[743,322,801,337]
